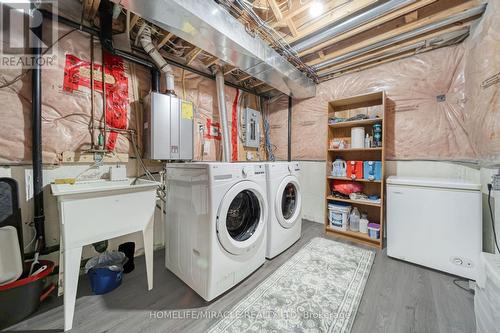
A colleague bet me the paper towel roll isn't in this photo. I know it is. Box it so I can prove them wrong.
[351,127,365,149]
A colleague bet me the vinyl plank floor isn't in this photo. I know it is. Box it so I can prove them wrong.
[3,220,475,333]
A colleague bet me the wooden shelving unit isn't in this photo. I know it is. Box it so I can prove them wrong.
[324,91,387,249]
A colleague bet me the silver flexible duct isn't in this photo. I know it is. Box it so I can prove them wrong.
[140,24,175,94]
[214,66,231,162]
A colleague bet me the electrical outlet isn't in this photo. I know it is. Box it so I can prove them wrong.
[197,123,205,133]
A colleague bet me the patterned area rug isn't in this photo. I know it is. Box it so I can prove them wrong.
[208,237,375,333]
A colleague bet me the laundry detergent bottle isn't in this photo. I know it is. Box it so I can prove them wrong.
[332,157,347,177]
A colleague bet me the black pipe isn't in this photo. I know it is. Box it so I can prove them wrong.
[32,3,45,251]
[98,0,114,52]
[151,69,161,92]
[41,10,263,96]
[287,95,292,162]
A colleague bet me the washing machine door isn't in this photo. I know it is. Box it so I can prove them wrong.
[275,175,301,229]
[216,180,266,255]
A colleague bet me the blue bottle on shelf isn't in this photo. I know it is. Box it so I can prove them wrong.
[363,161,382,181]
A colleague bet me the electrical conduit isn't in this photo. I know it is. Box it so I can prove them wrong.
[231,89,240,161]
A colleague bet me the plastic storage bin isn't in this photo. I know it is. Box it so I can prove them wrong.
[0,260,55,330]
[85,251,127,295]
[347,161,363,179]
[328,202,351,231]
[88,267,123,295]
[363,161,382,181]
[367,223,380,239]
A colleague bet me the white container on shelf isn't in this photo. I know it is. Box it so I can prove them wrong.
[328,202,351,231]
[349,207,360,232]
[359,214,369,234]
[351,127,365,149]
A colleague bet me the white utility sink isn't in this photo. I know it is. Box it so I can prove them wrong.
[51,178,159,331]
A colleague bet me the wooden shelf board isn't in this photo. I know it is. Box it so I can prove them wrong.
[328,147,382,152]
[327,176,381,183]
[326,196,381,207]
[325,226,381,247]
[329,118,382,128]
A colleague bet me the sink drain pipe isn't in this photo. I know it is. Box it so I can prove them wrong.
[31,2,46,252]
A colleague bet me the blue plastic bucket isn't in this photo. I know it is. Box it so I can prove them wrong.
[88,267,123,295]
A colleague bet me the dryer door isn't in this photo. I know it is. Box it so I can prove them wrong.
[216,181,267,255]
[275,175,301,229]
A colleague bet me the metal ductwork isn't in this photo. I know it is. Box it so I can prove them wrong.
[292,0,418,54]
[111,0,316,98]
[320,27,470,78]
[214,66,231,162]
[314,4,486,73]
[139,24,175,94]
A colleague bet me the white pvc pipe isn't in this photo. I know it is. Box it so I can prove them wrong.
[214,66,231,162]
[140,24,175,93]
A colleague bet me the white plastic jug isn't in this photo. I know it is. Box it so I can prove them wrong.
[349,207,360,232]
[359,213,369,234]
[332,158,347,177]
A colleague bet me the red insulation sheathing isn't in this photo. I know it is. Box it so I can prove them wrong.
[231,89,240,161]
[63,52,129,151]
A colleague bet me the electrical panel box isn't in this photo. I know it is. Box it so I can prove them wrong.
[244,107,261,148]
[143,92,193,160]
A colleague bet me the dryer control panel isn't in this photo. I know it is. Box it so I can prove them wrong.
[253,164,265,175]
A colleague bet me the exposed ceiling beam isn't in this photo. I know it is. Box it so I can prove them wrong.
[185,47,202,65]
[286,18,299,37]
[224,66,238,75]
[285,0,378,43]
[129,13,140,31]
[157,31,174,48]
[297,0,437,57]
[203,56,219,67]
[308,1,485,68]
[237,74,252,82]
[317,24,471,76]
[267,0,283,21]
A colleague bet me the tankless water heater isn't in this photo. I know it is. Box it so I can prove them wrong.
[143,92,193,160]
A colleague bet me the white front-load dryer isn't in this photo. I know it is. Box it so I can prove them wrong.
[265,161,302,259]
[165,162,267,301]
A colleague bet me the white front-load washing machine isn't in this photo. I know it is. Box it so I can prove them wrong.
[265,161,302,259]
[165,162,267,301]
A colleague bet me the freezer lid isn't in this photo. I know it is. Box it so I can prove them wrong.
[386,176,481,191]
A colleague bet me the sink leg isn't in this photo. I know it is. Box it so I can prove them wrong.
[63,246,82,332]
[143,217,154,290]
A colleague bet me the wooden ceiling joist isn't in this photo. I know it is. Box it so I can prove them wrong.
[185,47,202,65]
[298,0,437,57]
[129,14,140,32]
[224,66,238,76]
[306,0,483,67]
[203,56,219,67]
[83,0,101,21]
[317,23,471,76]
[285,0,378,43]
[157,32,174,49]
[237,74,252,82]
[268,0,284,21]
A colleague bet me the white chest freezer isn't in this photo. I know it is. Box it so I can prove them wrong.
[387,176,482,280]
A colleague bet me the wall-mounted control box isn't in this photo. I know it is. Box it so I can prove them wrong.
[244,107,261,148]
[143,92,194,160]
